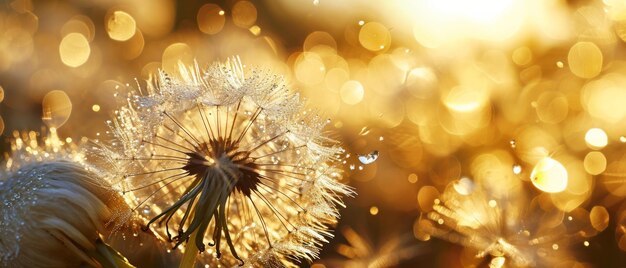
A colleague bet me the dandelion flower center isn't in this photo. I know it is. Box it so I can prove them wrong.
[183,139,260,197]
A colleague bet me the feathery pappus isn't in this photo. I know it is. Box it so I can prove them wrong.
[0,129,174,267]
[104,57,354,267]
[419,177,598,267]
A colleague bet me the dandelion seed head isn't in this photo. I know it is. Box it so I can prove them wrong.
[425,178,588,267]
[107,56,353,266]
[1,130,174,267]
[0,130,130,266]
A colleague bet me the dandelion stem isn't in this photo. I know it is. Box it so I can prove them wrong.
[179,228,200,268]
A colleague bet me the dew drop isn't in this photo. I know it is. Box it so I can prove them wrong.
[313,0,320,5]
[512,164,522,174]
[620,136,626,143]
[349,164,355,170]
[584,241,589,247]
[379,136,384,141]
[358,166,363,170]
[142,205,150,215]
[358,150,379,165]
[509,139,516,148]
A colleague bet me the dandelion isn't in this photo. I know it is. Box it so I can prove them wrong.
[0,130,174,267]
[0,130,135,267]
[107,57,353,267]
[420,177,596,267]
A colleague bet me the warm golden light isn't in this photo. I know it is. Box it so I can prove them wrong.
[568,42,603,79]
[59,33,90,67]
[3,0,626,265]
[197,4,225,35]
[443,86,487,113]
[512,46,532,66]
[232,1,257,28]
[584,128,608,149]
[106,11,136,41]
[369,206,379,215]
[42,90,72,128]
[530,157,568,193]
[589,206,609,232]
[583,151,606,175]
[339,80,364,105]
[358,22,391,52]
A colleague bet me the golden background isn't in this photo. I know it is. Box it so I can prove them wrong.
[1,0,626,266]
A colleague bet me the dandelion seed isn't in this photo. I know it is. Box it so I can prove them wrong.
[107,57,353,267]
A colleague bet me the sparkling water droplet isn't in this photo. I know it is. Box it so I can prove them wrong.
[358,150,379,165]
[512,164,522,174]
[358,166,363,170]
[349,164,355,170]
[620,136,626,143]
[510,139,516,148]
[313,0,320,5]
[142,206,150,215]
[379,136,384,141]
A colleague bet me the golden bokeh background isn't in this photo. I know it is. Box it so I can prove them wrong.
[2,0,626,266]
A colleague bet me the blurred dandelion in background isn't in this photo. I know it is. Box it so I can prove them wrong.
[421,177,594,267]
[104,57,353,267]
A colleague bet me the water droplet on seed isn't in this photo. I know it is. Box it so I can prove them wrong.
[358,150,379,165]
